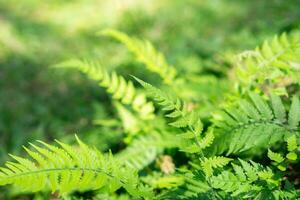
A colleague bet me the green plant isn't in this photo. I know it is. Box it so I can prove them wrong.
[1,30,300,199]
[101,29,177,84]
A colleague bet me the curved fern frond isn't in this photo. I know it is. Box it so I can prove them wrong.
[0,136,152,198]
[211,92,300,155]
[55,59,155,120]
[134,77,201,130]
[101,29,177,84]
[236,32,300,93]
[134,77,212,155]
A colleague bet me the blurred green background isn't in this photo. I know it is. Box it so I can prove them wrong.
[0,0,299,184]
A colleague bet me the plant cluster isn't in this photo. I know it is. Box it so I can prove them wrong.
[0,30,300,199]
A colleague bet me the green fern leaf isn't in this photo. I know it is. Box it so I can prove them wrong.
[134,77,212,154]
[210,93,299,155]
[235,32,300,93]
[101,29,177,84]
[249,92,273,120]
[200,156,232,177]
[0,137,151,198]
[210,160,277,198]
[286,135,297,152]
[55,59,155,120]
[268,149,284,163]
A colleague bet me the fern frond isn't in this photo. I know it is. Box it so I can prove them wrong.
[268,149,284,163]
[286,135,297,152]
[180,129,215,153]
[134,77,212,154]
[101,29,177,84]
[210,160,278,198]
[200,156,232,177]
[134,77,201,129]
[211,171,261,197]
[267,134,299,170]
[55,59,155,120]
[0,136,152,198]
[236,32,300,92]
[210,93,300,155]
[270,93,286,123]
[286,135,298,161]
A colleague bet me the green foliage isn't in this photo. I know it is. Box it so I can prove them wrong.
[1,1,300,199]
[200,156,232,177]
[211,92,300,155]
[2,30,300,199]
[0,136,152,198]
[267,134,299,171]
[56,59,155,120]
[287,135,298,152]
[210,160,280,198]
[268,149,284,163]
[116,131,179,170]
[235,32,300,94]
[134,77,213,155]
[101,29,177,84]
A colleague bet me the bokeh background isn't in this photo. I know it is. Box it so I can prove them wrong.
[0,0,299,198]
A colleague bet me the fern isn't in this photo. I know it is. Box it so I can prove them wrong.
[2,29,300,199]
[200,156,232,177]
[210,92,300,155]
[133,77,201,129]
[117,131,180,170]
[101,29,177,84]
[287,135,298,152]
[0,136,152,198]
[268,149,284,163]
[179,129,215,153]
[210,160,280,198]
[286,135,300,161]
[134,77,212,155]
[55,59,155,120]
[235,32,300,93]
[268,134,299,171]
